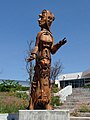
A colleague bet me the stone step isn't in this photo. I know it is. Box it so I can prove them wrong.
[66,98,90,102]
[64,102,79,105]
[72,92,90,94]
[71,94,90,96]
[70,117,90,120]
[67,95,90,98]
[72,89,90,91]
[79,113,90,117]
[66,96,90,102]
[72,88,90,91]
[61,103,90,109]
[70,91,90,94]
[72,92,89,94]
[66,101,90,105]
[59,88,90,116]
[59,106,76,110]
[72,90,90,93]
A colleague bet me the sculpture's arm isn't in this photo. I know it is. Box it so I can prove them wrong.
[27,33,40,62]
[27,46,38,62]
[51,37,67,54]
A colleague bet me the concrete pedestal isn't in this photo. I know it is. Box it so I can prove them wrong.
[19,110,70,120]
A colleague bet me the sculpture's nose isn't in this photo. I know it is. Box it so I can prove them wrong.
[38,18,41,22]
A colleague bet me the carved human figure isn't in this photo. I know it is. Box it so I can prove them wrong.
[27,10,67,109]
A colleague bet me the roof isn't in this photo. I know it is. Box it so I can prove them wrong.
[58,69,90,81]
[82,69,90,78]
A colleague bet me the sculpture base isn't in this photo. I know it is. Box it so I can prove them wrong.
[19,110,70,120]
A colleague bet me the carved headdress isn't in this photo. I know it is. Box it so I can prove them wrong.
[39,9,55,32]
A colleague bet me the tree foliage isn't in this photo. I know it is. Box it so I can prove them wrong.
[0,80,29,92]
[26,40,34,83]
[50,59,63,83]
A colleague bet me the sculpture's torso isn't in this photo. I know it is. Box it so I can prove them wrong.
[38,30,53,61]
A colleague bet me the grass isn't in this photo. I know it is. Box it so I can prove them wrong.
[71,104,90,117]
[0,83,62,113]
[78,104,90,113]
[70,110,79,117]
[0,92,29,113]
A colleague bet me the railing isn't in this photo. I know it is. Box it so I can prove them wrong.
[54,85,72,103]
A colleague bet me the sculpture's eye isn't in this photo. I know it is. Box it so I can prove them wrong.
[48,16,52,20]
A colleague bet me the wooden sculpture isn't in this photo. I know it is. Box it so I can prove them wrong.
[27,9,67,109]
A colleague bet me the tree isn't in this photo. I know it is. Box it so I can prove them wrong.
[50,59,63,83]
[26,40,34,84]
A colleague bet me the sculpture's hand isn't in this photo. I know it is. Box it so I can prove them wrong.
[51,37,67,54]
[26,54,36,62]
[59,37,67,46]
[27,57,34,62]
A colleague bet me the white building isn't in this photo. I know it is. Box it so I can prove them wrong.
[55,69,90,88]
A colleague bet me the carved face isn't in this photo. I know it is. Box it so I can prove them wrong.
[38,10,47,28]
[38,10,55,30]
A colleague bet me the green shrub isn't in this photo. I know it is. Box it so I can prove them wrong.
[20,86,29,91]
[0,80,29,92]
[84,84,90,88]
[51,84,61,106]
[52,84,59,93]
[0,104,27,113]
[51,96,60,106]
[79,105,90,113]
[16,92,29,100]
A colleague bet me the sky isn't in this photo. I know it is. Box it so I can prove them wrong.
[0,0,90,81]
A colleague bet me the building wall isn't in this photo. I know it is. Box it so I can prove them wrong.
[56,71,90,88]
[58,72,82,81]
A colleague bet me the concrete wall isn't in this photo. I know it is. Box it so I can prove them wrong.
[0,113,18,120]
[19,110,70,120]
[0,110,70,120]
